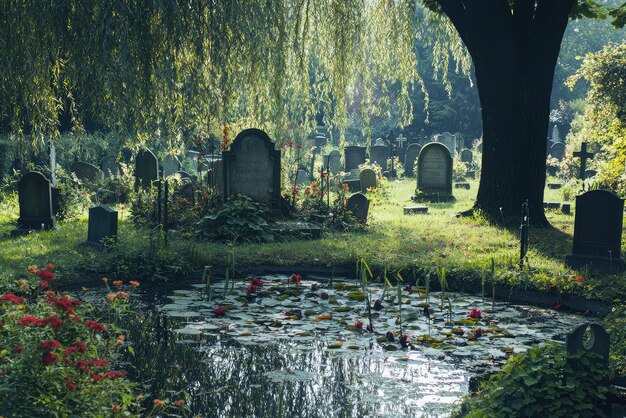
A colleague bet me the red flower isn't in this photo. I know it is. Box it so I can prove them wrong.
[18,315,40,326]
[38,340,61,351]
[251,277,264,287]
[311,283,318,291]
[289,140,294,148]
[66,382,76,391]
[551,302,562,310]
[41,351,59,366]
[103,370,127,380]
[576,276,584,281]
[0,293,25,305]
[92,373,103,382]
[39,316,63,333]
[46,263,55,271]
[321,172,327,178]
[468,308,482,319]
[39,280,49,288]
[47,295,82,314]
[290,274,301,285]
[246,284,257,294]
[37,269,55,281]
[354,320,364,329]
[214,305,227,317]
[84,320,107,333]
[71,341,88,353]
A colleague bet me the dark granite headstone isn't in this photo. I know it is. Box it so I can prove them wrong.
[359,168,377,192]
[415,143,453,199]
[71,161,105,183]
[344,146,366,172]
[566,323,609,366]
[404,144,422,177]
[134,149,159,191]
[11,172,57,236]
[223,128,281,213]
[87,205,118,245]
[403,205,428,215]
[346,193,370,223]
[460,148,473,164]
[550,142,566,161]
[566,190,625,273]
[369,145,389,170]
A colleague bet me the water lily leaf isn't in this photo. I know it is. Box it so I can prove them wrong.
[328,342,343,349]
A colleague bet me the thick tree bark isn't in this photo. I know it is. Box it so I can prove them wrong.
[437,0,576,225]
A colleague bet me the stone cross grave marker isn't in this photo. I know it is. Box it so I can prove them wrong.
[566,190,624,273]
[223,128,281,213]
[162,155,181,176]
[404,143,422,177]
[395,134,407,150]
[87,204,118,246]
[573,142,595,180]
[134,149,159,191]
[460,148,473,164]
[550,142,565,161]
[416,142,453,199]
[344,146,366,172]
[359,168,377,193]
[71,161,105,183]
[551,124,560,144]
[369,145,389,170]
[346,193,370,223]
[326,150,342,173]
[11,172,57,236]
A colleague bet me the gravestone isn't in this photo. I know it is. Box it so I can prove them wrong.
[87,205,118,245]
[162,155,180,176]
[460,148,473,164]
[134,149,159,191]
[551,124,560,144]
[455,182,470,190]
[223,128,281,213]
[291,169,310,187]
[369,145,389,169]
[314,134,327,147]
[71,161,105,183]
[374,137,387,146]
[206,160,224,193]
[404,143,422,177]
[566,190,625,273]
[11,172,57,236]
[573,142,595,180]
[359,168,377,192]
[550,142,565,161]
[566,323,609,366]
[435,132,457,158]
[415,143,453,199]
[327,150,342,173]
[346,193,370,223]
[403,205,428,215]
[344,146,366,172]
[342,180,361,192]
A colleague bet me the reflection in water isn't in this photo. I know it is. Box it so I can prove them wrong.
[123,310,468,417]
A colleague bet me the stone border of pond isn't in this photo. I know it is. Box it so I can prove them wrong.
[61,264,612,316]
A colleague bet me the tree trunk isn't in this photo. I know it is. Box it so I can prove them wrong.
[437,0,576,226]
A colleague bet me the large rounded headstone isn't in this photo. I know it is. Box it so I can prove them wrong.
[416,143,453,197]
[404,144,422,177]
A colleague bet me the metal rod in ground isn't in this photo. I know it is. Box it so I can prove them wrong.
[157,168,163,226]
[164,179,169,248]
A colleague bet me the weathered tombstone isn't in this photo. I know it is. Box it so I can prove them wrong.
[369,145,389,169]
[344,146,366,172]
[134,149,159,191]
[359,168,377,192]
[71,161,105,183]
[314,134,327,147]
[346,193,370,223]
[435,132,457,158]
[87,205,118,245]
[404,143,422,177]
[162,155,180,176]
[403,205,428,215]
[415,143,453,199]
[374,137,386,146]
[291,169,310,186]
[11,172,57,236]
[206,160,224,193]
[222,128,281,213]
[566,190,625,273]
[550,142,565,161]
[327,150,342,173]
[566,323,610,366]
[460,148,473,164]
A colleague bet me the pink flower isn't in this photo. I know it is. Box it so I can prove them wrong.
[246,284,257,294]
[250,277,264,287]
[354,320,364,329]
[214,305,227,317]
[468,308,482,319]
[576,276,584,281]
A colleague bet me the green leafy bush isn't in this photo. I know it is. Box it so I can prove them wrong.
[455,343,611,418]
[196,195,274,243]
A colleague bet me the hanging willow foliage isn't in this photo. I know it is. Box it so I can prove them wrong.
[0,0,468,149]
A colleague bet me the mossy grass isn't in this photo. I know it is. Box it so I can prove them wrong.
[0,178,623,302]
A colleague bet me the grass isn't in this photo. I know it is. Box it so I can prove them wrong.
[0,177,623,302]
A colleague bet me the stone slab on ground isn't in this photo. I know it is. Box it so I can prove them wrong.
[404,205,428,215]
[454,182,470,190]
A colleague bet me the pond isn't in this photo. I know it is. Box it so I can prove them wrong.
[88,274,589,417]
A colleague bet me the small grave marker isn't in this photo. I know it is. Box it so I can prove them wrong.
[414,142,453,200]
[346,193,370,223]
[71,161,105,183]
[11,172,57,236]
[359,168,377,192]
[344,146,366,172]
[135,149,159,191]
[566,323,610,366]
[87,205,118,246]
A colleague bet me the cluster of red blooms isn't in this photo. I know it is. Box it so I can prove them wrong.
[32,263,56,288]
[38,340,62,366]
[246,284,258,294]
[84,320,107,333]
[0,293,25,305]
[46,292,82,315]
[354,320,364,329]
[250,277,264,287]
[18,315,64,333]
[214,305,227,317]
